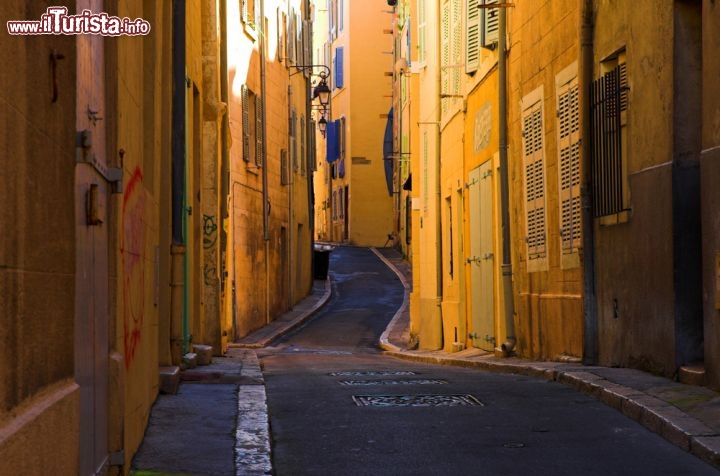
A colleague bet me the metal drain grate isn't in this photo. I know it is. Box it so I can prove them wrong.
[352,394,484,407]
[339,379,447,386]
[329,371,418,377]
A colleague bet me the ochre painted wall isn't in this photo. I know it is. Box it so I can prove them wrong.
[0,2,80,472]
[507,0,583,361]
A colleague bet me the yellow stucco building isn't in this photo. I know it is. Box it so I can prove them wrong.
[1,1,317,473]
[313,0,395,248]
[400,0,717,385]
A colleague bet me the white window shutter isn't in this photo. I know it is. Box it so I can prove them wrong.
[452,0,462,93]
[441,1,451,111]
[418,0,426,64]
[466,0,480,74]
[482,0,499,48]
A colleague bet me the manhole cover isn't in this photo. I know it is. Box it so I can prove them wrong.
[339,379,447,386]
[352,394,484,407]
[329,371,418,376]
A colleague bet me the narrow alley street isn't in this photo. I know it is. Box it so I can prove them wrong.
[136,247,717,476]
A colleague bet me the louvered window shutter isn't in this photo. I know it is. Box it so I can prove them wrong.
[482,0,499,48]
[241,85,250,162]
[241,0,248,24]
[441,1,450,111]
[418,0,426,63]
[452,0,462,94]
[287,12,295,65]
[522,100,547,260]
[255,94,264,166]
[291,110,298,171]
[303,20,311,76]
[334,47,344,89]
[300,117,306,175]
[557,79,581,255]
[466,0,480,74]
[281,149,289,185]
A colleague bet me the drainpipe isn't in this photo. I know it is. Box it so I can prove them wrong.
[219,0,235,340]
[171,0,187,363]
[498,6,516,354]
[580,0,598,365]
[260,0,270,324]
[288,84,294,308]
[435,12,444,349]
[305,0,315,293]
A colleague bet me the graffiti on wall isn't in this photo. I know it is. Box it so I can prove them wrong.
[203,214,218,248]
[203,214,219,286]
[121,166,146,368]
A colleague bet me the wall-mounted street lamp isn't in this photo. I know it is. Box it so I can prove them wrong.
[312,73,331,108]
[317,115,328,138]
[290,64,332,137]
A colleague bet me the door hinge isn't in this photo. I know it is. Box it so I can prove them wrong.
[76,130,123,193]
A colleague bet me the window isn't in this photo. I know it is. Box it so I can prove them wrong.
[521,87,547,269]
[280,149,289,185]
[441,0,461,114]
[255,92,264,166]
[277,9,286,64]
[466,0,480,74]
[338,188,344,219]
[447,196,454,278]
[556,64,581,266]
[241,85,263,166]
[300,116,306,175]
[481,0,499,48]
[591,52,628,219]
[417,0,426,64]
[332,190,338,221]
[240,0,258,36]
[334,47,344,89]
[290,108,297,171]
[339,0,344,31]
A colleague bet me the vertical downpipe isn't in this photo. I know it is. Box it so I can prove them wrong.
[580,0,599,365]
[435,7,444,349]
[219,0,235,340]
[260,0,270,324]
[305,1,316,291]
[171,0,187,362]
[498,5,516,354]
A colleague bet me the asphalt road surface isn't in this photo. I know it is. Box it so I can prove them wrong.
[259,247,718,476]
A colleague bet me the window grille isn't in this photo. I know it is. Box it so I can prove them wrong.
[591,63,627,217]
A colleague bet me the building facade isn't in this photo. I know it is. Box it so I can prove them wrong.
[1,0,317,473]
[313,0,395,248]
[396,0,720,390]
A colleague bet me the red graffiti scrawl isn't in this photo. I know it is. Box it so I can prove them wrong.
[121,166,145,368]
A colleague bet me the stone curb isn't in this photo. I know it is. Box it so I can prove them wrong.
[230,278,332,349]
[380,350,720,470]
[371,247,410,354]
[374,251,720,470]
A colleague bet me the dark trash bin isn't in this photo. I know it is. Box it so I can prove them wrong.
[313,246,332,280]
